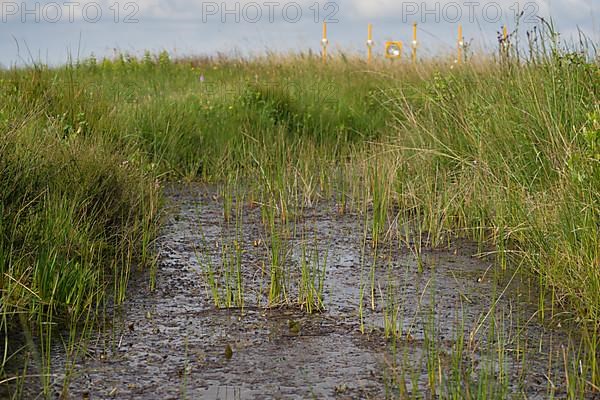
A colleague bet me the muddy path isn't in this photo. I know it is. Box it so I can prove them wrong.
[17,184,589,399]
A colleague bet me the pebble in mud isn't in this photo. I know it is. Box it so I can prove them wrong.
[12,184,586,400]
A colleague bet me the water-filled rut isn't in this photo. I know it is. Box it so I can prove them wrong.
[38,185,585,399]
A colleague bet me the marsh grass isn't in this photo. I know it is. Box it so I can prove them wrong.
[0,69,160,394]
[297,232,328,314]
[1,25,599,397]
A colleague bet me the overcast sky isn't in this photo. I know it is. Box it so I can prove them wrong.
[0,0,598,66]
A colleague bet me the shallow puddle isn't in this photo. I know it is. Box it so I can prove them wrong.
[12,184,593,399]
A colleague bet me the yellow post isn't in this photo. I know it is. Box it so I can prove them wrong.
[322,22,328,63]
[502,25,509,59]
[457,24,463,64]
[367,23,373,64]
[412,22,418,64]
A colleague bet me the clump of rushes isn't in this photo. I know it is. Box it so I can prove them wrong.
[370,161,389,248]
[382,268,401,339]
[261,200,290,306]
[358,209,370,334]
[297,232,328,314]
[198,238,245,309]
[196,197,245,310]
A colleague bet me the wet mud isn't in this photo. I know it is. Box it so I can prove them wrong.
[15,185,590,399]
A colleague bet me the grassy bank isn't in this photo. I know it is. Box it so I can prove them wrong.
[0,38,598,396]
[0,63,160,393]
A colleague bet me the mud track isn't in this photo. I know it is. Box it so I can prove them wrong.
[32,185,582,399]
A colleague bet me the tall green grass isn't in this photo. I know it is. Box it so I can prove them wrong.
[0,64,160,393]
[387,56,599,323]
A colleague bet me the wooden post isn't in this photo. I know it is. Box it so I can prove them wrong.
[501,25,509,59]
[367,23,373,64]
[412,22,418,64]
[457,24,463,64]
[322,22,328,63]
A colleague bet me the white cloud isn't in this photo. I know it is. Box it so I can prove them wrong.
[0,0,591,27]
[346,0,597,22]
[124,0,597,30]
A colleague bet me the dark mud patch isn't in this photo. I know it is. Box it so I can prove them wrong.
[10,184,594,399]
